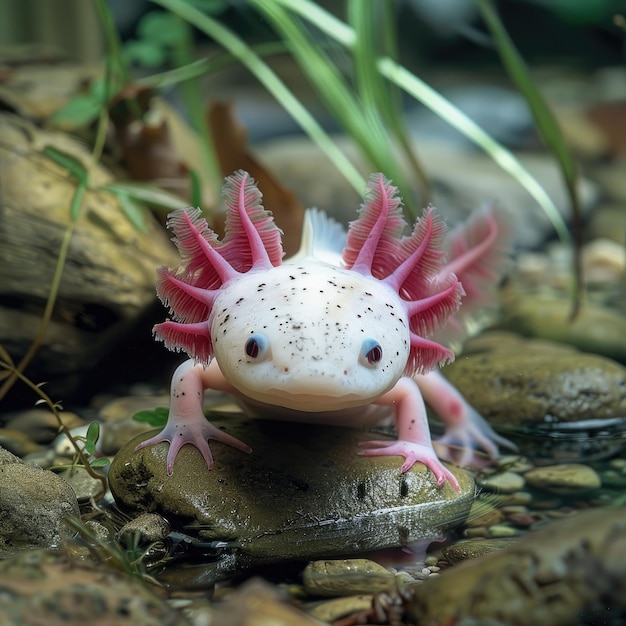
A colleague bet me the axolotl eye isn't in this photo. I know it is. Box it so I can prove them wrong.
[245,333,271,361]
[359,338,383,368]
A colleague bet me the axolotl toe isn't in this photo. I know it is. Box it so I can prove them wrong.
[136,171,515,490]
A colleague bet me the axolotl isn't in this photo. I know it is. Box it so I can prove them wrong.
[136,170,514,490]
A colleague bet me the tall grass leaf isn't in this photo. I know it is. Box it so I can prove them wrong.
[149,0,365,193]
[100,182,187,210]
[273,0,570,243]
[476,0,581,314]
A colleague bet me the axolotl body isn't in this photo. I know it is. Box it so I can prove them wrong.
[136,171,514,490]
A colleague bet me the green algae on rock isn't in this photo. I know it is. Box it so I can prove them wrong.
[109,417,473,569]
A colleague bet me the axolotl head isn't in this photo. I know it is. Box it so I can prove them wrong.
[153,171,463,411]
[209,262,411,411]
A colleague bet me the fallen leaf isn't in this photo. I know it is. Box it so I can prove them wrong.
[208,101,305,257]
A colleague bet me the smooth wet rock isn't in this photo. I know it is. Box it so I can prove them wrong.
[109,417,473,567]
[443,331,626,462]
[524,463,602,494]
[497,291,626,362]
[442,538,517,564]
[302,559,395,597]
[207,578,324,626]
[407,506,626,626]
[0,447,80,555]
[0,112,179,399]
[0,549,188,626]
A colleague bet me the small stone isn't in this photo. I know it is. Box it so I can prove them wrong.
[465,502,506,528]
[302,559,395,597]
[464,527,490,539]
[487,524,519,538]
[0,450,80,555]
[209,578,325,625]
[495,455,534,473]
[442,538,516,564]
[506,513,536,528]
[524,463,602,494]
[4,409,85,444]
[307,595,374,623]
[0,428,40,457]
[501,491,533,506]
[477,471,526,493]
[57,466,106,503]
[117,513,171,544]
[609,458,626,470]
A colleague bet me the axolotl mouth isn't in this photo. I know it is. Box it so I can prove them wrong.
[236,386,389,425]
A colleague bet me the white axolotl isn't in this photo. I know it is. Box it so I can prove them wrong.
[136,170,514,490]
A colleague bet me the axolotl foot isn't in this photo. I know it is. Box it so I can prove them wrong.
[135,416,252,476]
[359,440,460,491]
[434,404,517,467]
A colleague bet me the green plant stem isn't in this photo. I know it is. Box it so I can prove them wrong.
[475,0,582,317]
[171,15,222,203]
[0,223,76,402]
[0,356,107,498]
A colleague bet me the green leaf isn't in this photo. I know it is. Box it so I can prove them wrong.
[49,94,102,127]
[100,182,186,210]
[44,146,89,186]
[123,39,167,67]
[138,11,187,46]
[90,457,111,468]
[189,168,202,209]
[111,190,149,232]
[133,406,169,427]
[86,421,100,444]
[475,0,578,183]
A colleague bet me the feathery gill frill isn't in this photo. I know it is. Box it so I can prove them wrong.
[343,174,464,375]
[154,170,283,363]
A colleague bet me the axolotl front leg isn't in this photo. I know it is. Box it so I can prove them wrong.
[135,359,251,475]
[361,377,461,491]
[415,370,516,466]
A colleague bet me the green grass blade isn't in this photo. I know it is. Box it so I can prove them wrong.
[273,0,570,242]
[476,0,578,181]
[149,0,365,194]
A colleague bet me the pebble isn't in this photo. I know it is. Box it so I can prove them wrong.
[464,502,506,528]
[487,524,519,538]
[442,538,517,564]
[303,559,395,598]
[58,466,106,503]
[0,447,80,556]
[205,578,324,626]
[4,408,85,444]
[307,595,374,623]
[477,470,526,493]
[524,463,602,494]
[117,513,171,544]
